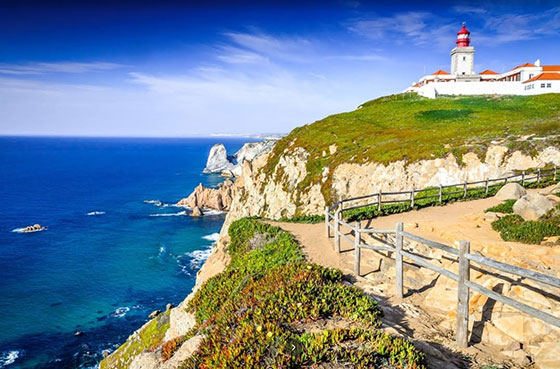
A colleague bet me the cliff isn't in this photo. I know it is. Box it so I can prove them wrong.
[101,93,560,369]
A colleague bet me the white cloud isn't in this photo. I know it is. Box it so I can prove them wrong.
[348,12,457,48]
[0,61,124,75]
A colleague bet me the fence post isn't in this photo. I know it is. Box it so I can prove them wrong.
[439,184,443,203]
[485,178,489,195]
[554,166,557,182]
[354,222,361,276]
[522,171,525,186]
[325,206,330,238]
[377,192,382,212]
[537,168,541,183]
[456,240,471,349]
[395,222,404,299]
[463,180,467,197]
[410,188,415,208]
[334,208,341,252]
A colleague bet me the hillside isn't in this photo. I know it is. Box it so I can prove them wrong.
[263,93,560,203]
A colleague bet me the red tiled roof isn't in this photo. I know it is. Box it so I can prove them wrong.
[480,69,499,75]
[523,72,560,83]
[511,63,536,71]
[543,65,560,72]
[413,83,419,87]
[432,69,450,75]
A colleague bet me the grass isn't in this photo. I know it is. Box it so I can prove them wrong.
[99,311,171,369]
[488,200,560,244]
[485,200,516,214]
[260,93,560,204]
[179,218,426,368]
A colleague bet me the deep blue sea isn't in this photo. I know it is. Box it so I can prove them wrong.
[0,136,253,369]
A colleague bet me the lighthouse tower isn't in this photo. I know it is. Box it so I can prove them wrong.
[450,23,476,79]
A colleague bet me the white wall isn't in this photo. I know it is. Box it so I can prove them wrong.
[417,81,560,98]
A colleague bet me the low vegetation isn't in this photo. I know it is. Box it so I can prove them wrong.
[99,311,171,369]
[261,93,560,203]
[180,218,425,368]
[487,201,560,244]
[485,200,516,214]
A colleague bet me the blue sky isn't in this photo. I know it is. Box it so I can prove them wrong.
[0,0,559,136]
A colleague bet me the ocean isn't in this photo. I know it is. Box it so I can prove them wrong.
[0,136,253,369]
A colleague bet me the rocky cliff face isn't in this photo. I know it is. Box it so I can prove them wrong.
[221,144,560,226]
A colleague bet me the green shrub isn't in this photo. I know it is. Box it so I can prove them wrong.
[277,214,325,224]
[491,214,560,244]
[485,200,516,214]
[182,218,425,368]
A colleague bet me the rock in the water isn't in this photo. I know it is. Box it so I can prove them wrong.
[495,183,527,200]
[513,194,554,221]
[177,180,234,211]
[191,207,203,217]
[148,310,161,319]
[203,144,235,174]
[234,141,276,166]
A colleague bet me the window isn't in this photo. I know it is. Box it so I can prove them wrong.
[547,83,552,88]
[463,56,466,61]
[529,74,533,79]
[541,83,546,88]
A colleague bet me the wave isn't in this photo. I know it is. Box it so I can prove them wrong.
[149,211,187,217]
[0,350,20,368]
[144,199,161,205]
[202,233,220,242]
[86,211,105,216]
[110,307,130,318]
[202,209,225,216]
[186,248,212,269]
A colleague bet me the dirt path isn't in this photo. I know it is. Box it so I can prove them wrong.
[269,187,558,368]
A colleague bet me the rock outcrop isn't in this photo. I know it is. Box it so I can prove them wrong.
[202,144,235,174]
[177,180,234,211]
[202,140,276,176]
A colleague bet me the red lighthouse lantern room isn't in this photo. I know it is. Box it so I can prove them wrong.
[456,22,470,47]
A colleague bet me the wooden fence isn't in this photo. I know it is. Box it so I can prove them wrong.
[324,167,560,348]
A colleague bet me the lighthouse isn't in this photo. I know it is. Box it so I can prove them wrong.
[450,23,476,78]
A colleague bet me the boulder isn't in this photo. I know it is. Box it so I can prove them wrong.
[513,194,554,221]
[203,144,235,174]
[191,207,203,217]
[495,183,527,200]
[484,212,499,222]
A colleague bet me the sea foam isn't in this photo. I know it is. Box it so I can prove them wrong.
[110,307,130,318]
[149,211,187,217]
[202,233,220,242]
[0,350,20,368]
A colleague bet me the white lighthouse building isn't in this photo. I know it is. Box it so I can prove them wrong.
[407,23,560,98]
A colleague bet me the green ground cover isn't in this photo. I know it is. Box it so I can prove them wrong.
[487,201,560,244]
[179,218,425,368]
[262,93,560,203]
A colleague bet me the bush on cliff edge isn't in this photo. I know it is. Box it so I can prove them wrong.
[181,218,425,368]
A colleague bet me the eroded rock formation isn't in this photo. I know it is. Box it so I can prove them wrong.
[176,180,234,211]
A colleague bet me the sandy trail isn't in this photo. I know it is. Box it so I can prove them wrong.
[269,186,558,368]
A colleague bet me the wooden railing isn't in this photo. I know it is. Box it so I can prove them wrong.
[324,168,560,348]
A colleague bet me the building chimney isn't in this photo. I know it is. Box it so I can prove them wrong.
[534,59,541,67]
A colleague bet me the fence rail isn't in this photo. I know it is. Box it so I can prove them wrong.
[324,167,560,348]
[326,167,557,217]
